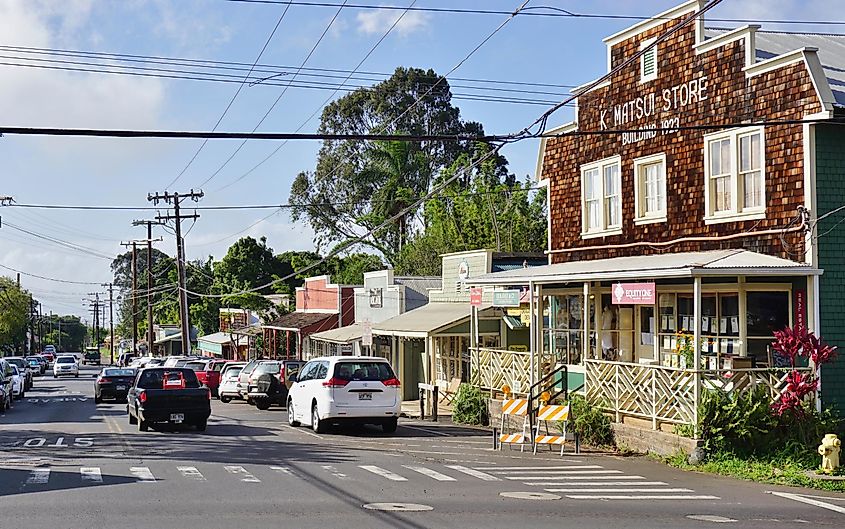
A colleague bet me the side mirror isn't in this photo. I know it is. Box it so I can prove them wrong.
[288,373,299,382]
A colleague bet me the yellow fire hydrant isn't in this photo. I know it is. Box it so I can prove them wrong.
[818,433,841,473]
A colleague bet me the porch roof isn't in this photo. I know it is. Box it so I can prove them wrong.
[372,302,490,338]
[468,249,821,286]
[310,322,363,344]
[262,311,335,332]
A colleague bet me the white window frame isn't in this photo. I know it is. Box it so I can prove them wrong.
[581,155,622,239]
[640,38,658,83]
[703,127,767,224]
[633,153,667,225]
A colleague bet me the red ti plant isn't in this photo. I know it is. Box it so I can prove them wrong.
[770,325,837,417]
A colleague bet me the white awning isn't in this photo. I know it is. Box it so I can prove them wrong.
[310,323,363,344]
[469,249,821,286]
[373,302,488,338]
[197,332,247,346]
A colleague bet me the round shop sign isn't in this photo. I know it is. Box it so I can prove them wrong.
[458,260,470,280]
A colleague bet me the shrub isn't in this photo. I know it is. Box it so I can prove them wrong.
[452,384,487,425]
[698,388,775,455]
[564,395,614,447]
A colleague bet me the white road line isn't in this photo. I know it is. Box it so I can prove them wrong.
[445,465,501,481]
[546,488,694,493]
[564,494,720,500]
[477,466,603,471]
[506,471,623,480]
[767,491,845,515]
[359,465,407,481]
[284,425,324,440]
[523,476,646,485]
[321,465,348,480]
[544,481,668,486]
[80,467,102,483]
[399,425,452,437]
[403,465,456,481]
[270,466,293,475]
[25,467,50,484]
[224,465,260,483]
[177,466,206,481]
[130,467,156,483]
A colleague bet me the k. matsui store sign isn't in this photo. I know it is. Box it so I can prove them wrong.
[612,282,656,305]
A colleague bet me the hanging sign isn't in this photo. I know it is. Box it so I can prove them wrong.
[612,282,656,305]
[493,290,521,307]
[469,287,483,307]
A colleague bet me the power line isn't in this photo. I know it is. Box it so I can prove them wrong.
[0,221,115,260]
[0,263,104,285]
[166,1,295,189]
[222,0,845,26]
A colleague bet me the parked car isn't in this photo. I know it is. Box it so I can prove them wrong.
[118,353,137,367]
[26,357,43,378]
[83,348,101,366]
[248,360,304,410]
[0,359,14,411]
[53,356,79,378]
[185,358,230,397]
[287,356,401,433]
[40,351,55,364]
[10,365,25,400]
[94,368,136,403]
[24,355,46,375]
[145,358,164,367]
[6,357,33,389]
[235,359,262,399]
[217,363,246,403]
[126,368,212,431]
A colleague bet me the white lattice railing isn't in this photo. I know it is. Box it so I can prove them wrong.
[585,360,813,428]
[470,347,553,396]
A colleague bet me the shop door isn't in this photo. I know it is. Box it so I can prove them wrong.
[636,306,656,363]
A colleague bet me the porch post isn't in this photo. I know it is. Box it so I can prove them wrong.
[529,281,536,393]
[537,284,544,385]
[583,282,590,365]
[693,276,702,437]
[809,274,822,412]
[738,276,747,358]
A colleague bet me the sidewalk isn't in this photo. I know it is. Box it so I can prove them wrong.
[401,399,453,420]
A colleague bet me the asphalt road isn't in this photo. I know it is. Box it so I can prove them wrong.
[0,366,843,529]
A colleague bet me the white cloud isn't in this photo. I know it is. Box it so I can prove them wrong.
[356,8,430,37]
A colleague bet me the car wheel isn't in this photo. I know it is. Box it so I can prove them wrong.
[312,403,327,434]
[196,420,207,432]
[75,374,79,378]
[287,399,300,427]
[138,419,148,432]
[382,418,398,434]
[94,395,101,404]
[255,399,271,411]
[219,396,232,403]
[128,411,137,425]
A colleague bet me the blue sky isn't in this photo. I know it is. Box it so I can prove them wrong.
[0,0,833,318]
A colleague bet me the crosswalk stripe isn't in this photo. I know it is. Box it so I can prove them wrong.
[25,467,50,484]
[359,465,407,481]
[130,467,156,482]
[224,465,260,483]
[177,466,206,481]
[445,465,501,481]
[80,467,102,483]
[546,488,694,493]
[402,465,456,481]
[545,481,668,486]
[564,495,720,500]
[506,471,622,480]
[523,475,645,485]
[477,466,603,471]
[270,466,293,475]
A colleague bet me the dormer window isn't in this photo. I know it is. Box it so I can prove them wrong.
[641,39,658,83]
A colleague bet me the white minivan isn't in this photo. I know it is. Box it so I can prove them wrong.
[287,356,401,434]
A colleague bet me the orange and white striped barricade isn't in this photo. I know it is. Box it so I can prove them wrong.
[499,398,531,451]
[533,403,570,455]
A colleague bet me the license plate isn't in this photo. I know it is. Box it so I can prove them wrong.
[116,385,126,391]
[358,393,373,401]
[170,413,184,423]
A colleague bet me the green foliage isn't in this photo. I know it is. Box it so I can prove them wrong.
[698,388,776,455]
[0,277,30,354]
[566,395,615,447]
[452,384,487,425]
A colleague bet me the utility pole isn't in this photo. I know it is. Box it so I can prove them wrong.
[148,190,203,356]
[103,283,115,364]
[120,241,139,355]
[133,220,162,357]
[85,293,102,352]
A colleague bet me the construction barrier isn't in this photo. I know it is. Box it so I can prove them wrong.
[499,398,531,451]
[533,403,570,456]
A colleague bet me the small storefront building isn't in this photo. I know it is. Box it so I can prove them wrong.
[196,332,249,360]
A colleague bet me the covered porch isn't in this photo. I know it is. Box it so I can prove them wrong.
[469,249,821,429]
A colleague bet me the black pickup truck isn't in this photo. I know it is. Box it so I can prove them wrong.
[127,368,211,431]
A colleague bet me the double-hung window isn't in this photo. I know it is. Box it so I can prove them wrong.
[703,127,766,223]
[634,153,667,224]
[581,156,622,237]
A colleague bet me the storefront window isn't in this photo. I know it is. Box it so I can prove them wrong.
[658,292,740,367]
[545,294,593,365]
[746,291,790,365]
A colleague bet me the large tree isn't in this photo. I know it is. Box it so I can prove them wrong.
[0,277,30,355]
[289,67,483,262]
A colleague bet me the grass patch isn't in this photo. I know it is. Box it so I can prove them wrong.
[664,449,845,493]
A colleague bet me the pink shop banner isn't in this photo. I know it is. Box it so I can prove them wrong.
[612,282,656,305]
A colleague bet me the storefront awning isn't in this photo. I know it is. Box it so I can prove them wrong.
[373,302,490,338]
[263,312,336,332]
[469,249,821,286]
[310,322,363,344]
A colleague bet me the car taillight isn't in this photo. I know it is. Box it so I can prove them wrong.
[382,377,401,387]
[139,391,147,403]
[322,377,349,388]
[98,378,111,384]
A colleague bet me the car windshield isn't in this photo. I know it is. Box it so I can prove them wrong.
[11,365,19,375]
[254,362,281,375]
[333,361,395,382]
[136,369,200,389]
[104,369,135,377]
[210,362,227,372]
[7,359,26,368]
[223,367,243,378]
[56,357,75,364]
[184,361,208,371]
